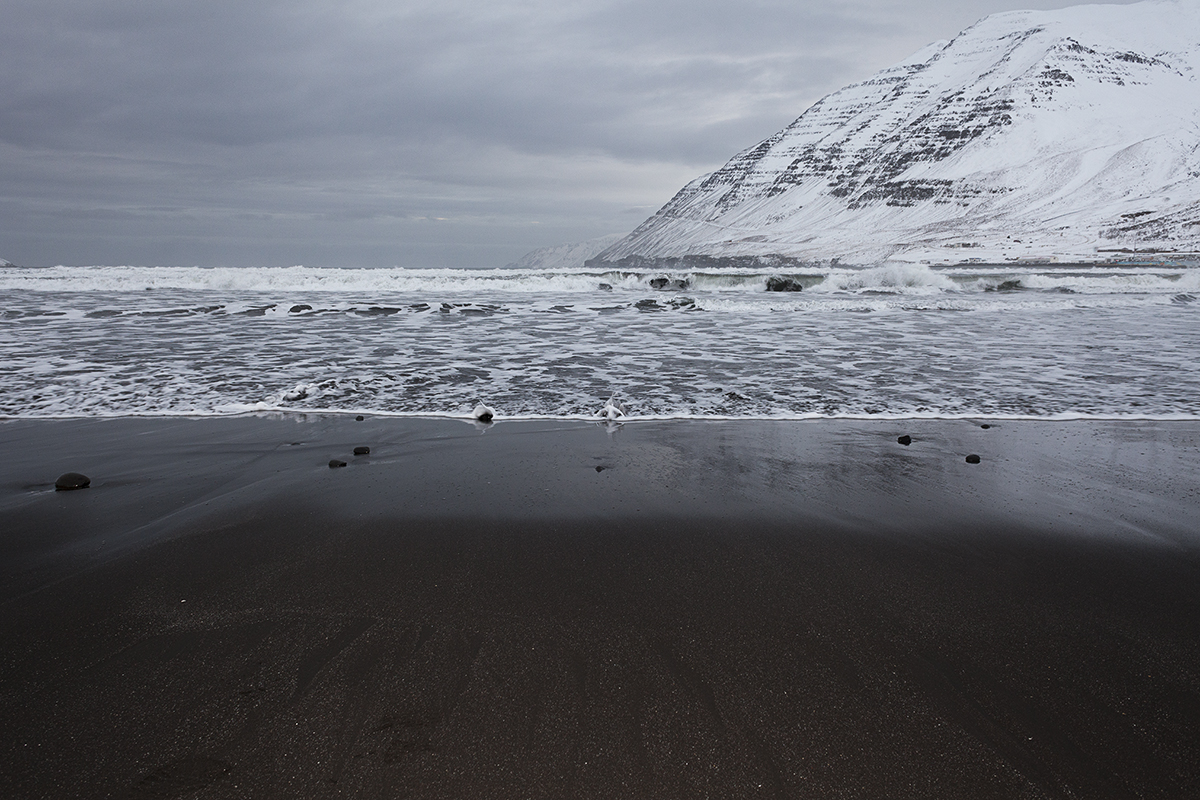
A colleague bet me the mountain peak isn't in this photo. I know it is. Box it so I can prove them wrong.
[594,0,1200,267]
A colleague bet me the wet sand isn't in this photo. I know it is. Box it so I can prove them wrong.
[1,416,1199,798]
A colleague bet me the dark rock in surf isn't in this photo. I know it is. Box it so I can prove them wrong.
[766,276,804,292]
[353,446,370,455]
[55,472,90,490]
[329,459,347,468]
[897,435,912,446]
[355,415,365,421]
[965,454,981,464]
[980,424,991,429]
[598,283,613,291]
[996,280,1023,291]
[289,304,312,313]
[649,277,690,291]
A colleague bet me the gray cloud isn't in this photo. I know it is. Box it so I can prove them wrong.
[0,0,1138,266]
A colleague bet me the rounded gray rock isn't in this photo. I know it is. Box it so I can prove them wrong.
[55,472,90,490]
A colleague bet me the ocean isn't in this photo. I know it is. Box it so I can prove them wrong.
[2,262,1197,421]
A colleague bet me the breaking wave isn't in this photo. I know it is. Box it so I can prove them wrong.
[2,263,1198,297]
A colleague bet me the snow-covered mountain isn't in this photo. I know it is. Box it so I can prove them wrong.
[593,0,1200,267]
[505,234,626,269]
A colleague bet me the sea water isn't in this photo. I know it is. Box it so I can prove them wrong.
[1,263,1197,420]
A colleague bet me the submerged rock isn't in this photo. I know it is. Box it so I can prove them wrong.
[897,435,912,446]
[55,472,90,490]
[329,459,347,468]
[965,454,981,464]
[766,276,804,292]
[598,283,613,291]
[289,304,313,313]
[353,446,370,455]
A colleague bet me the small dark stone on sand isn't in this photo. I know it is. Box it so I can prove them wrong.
[55,472,90,490]
[289,304,312,313]
[329,459,347,468]
[353,446,370,455]
[897,435,912,446]
[980,424,991,429]
[355,415,364,421]
[965,454,981,464]
[595,466,606,472]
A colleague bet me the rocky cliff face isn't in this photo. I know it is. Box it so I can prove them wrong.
[593,0,1200,267]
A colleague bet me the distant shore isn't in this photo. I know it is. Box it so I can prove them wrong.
[583,253,1200,271]
[2,416,1199,798]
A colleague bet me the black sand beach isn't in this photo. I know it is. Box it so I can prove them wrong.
[2,416,1199,799]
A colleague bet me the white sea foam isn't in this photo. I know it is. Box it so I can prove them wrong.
[809,263,959,293]
[2,265,1198,420]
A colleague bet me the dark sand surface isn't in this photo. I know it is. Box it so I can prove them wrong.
[1,416,1199,799]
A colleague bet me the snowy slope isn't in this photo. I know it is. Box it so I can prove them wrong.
[594,0,1200,266]
[505,234,626,269]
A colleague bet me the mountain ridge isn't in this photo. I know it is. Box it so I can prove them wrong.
[505,234,625,270]
[591,0,1200,268]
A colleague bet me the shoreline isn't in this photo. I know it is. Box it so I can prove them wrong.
[7,409,1200,422]
[2,417,1199,797]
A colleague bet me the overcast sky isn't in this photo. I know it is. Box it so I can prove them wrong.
[0,0,1138,267]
